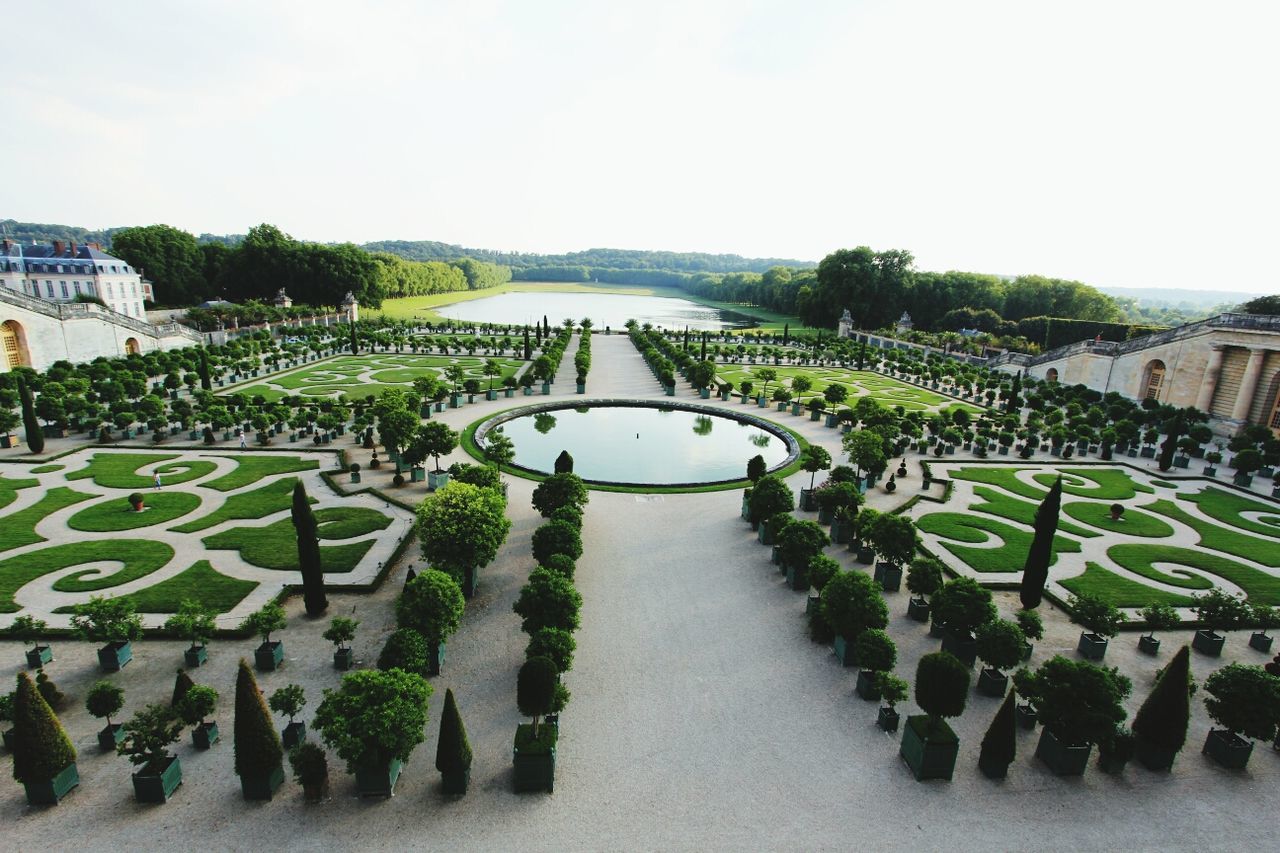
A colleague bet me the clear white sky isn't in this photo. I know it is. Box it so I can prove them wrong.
[3,1,1276,292]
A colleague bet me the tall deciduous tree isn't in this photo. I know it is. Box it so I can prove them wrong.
[292,480,327,616]
[110,224,207,305]
[1019,476,1062,609]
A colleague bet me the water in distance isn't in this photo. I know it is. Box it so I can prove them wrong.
[436,291,755,331]
[497,405,787,485]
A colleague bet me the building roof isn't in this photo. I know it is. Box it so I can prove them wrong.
[0,240,135,275]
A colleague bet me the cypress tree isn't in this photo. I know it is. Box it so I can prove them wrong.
[1019,476,1062,609]
[978,690,1017,778]
[1132,644,1192,769]
[17,374,43,454]
[435,687,473,790]
[783,323,789,346]
[700,333,707,362]
[12,671,76,786]
[171,668,194,708]
[1158,414,1185,473]
[197,348,212,391]
[523,326,531,360]
[233,659,283,783]
[349,321,358,355]
[292,480,327,616]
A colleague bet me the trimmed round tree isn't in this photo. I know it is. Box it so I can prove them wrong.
[11,671,76,794]
[525,627,576,674]
[801,445,832,490]
[436,687,473,794]
[416,481,511,592]
[821,571,888,642]
[747,475,794,529]
[777,520,830,573]
[532,520,584,564]
[1203,663,1280,745]
[746,454,767,484]
[1069,593,1127,639]
[807,555,840,594]
[976,619,1026,678]
[517,656,560,738]
[163,599,216,655]
[86,680,125,730]
[1014,655,1131,748]
[906,557,944,602]
[531,472,589,518]
[377,628,433,678]
[513,567,583,635]
[313,668,433,776]
[866,512,918,567]
[233,659,284,791]
[915,651,971,738]
[931,577,997,639]
[1131,644,1193,769]
[396,570,465,671]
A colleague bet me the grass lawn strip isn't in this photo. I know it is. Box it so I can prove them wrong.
[95,560,257,614]
[67,492,202,533]
[172,477,310,533]
[1059,562,1197,608]
[0,540,175,611]
[914,512,1080,574]
[0,473,39,511]
[1105,544,1280,604]
[28,464,63,474]
[0,487,96,551]
[200,455,319,492]
[1179,487,1280,538]
[66,452,218,489]
[950,467,1049,500]
[970,486,1097,538]
[201,507,390,573]
[1061,501,1175,538]
[1144,499,1280,567]
[1030,468,1155,499]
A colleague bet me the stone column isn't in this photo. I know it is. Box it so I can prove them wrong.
[1195,344,1226,413]
[1230,347,1268,422]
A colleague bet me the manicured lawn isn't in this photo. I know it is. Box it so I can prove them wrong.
[200,455,319,492]
[1106,544,1280,604]
[712,364,975,414]
[0,473,38,511]
[202,507,392,572]
[971,486,1097,538]
[1061,501,1175,538]
[949,467,1050,501]
[67,453,218,489]
[0,539,175,611]
[232,353,526,402]
[1030,468,1154,500]
[1145,499,1280,567]
[172,477,310,533]
[120,560,258,614]
[914,512,1080,573]
[1179,487,1280,538]
[0,487,95,551]
[1060,562,1197,608]
[67,492,202,532]
[29,464,63,474]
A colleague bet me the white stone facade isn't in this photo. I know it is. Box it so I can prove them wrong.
[0,239,154,320]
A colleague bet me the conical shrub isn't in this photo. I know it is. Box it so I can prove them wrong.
[1133,644,1192,757]
[978,691,1017,778]
[233,659,283,779]
[171,668,194,708]
[12,672,76,785]
[435,688,472,776]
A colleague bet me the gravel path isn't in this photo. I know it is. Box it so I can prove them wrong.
[3,333,1276,851]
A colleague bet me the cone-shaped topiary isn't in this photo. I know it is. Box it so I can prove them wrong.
[554,450,574,474]
[435,688,472,779]
[233,659,283,781]
[292,480,328,617]
[35,670,66,711]
[18,375,44,455]
[1019,476,1062,609]
[171,668,194,708]
[1132,644,1192,760]
[978,691,1017,778]
[11,671,76,785]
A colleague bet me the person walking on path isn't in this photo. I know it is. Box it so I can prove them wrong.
[153,472,163,489]
[239,432,248,449]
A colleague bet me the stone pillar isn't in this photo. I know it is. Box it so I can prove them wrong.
[1230,347,1268,422]
[1195,344,1226,413]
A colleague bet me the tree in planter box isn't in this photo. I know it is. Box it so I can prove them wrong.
[163,598,216,667]
[1137,603,1180,655]
[288,741,329,803]
[1067,594,1126,660]
[747,475,794,530]
[396,570,466,675]
[526,627,576,674]
[806,555,840,595]
[1015,609,1044,658]
[866,512,918,577]
[1131,644,1194,770]
[513,567,583,635]
[416,481,511,595]
[402,421,459,477]
[777,520,829,575]
[1191,589,1249,655]
[875,673,909,732]
[974,619,1026,696]
[905,556,944,621]
[1201,663,1280,769]
[931,577,996,663]
[851,629,896,700]
[977,691,1017,779]
[234,659,285,798]
[436,688,473,795]
[800,445,832,498]
[1013,656,1131,776]
[11,671,78,805]
[820,571,888,666]
[177,684,219,749]
[1248,603,1278,652]
[531,472,589,518]
[314,668,432,795]
[532,519,584,564]
[240,602,288,668]
[269,684,308,748]
[324,616,359,669]
[901,652,970,781]
[117,702,184,798]
[71,595,143,671]
[9,615,52,668]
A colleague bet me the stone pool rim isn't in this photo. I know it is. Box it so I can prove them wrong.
[472,398,803,489]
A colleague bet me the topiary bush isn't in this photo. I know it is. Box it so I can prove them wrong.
[531,519,584,564]
[776,520,829,572]
[513,567,582,635]
[233,659,283,781]
[1132,644,1193,758]
[915,652,970,735]
[1068,593,1127,638]
[525,627,576,674]
[540,553,576,581]
[1014,656,1131,746]
[807,555,840,593]
[35,671,66,711]
[11,671,77,785]
[1203,663,1280,742]
[531,473,589,517]
[852,629,897,674]
[931,577,996,638]
[820,571,888,641]
[517,656,559,738]
[377,628,433,678]
[906,556,945,600]
[435,687,472,782]
[975,619,1026,674]
[313,668,433,775]
[396,570,465,647]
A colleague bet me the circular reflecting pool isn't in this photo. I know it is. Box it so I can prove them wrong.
[477,402,796,486]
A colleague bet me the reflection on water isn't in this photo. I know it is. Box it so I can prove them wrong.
[437,291,756,331]
[496,405,788,484]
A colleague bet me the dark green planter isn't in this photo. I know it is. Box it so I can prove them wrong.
[799,488,816,511]
[855,669,881,700]
[98,640,133,672]
[874,562,902,592]
[877,707,900,733]
[1097,752,1130,775]
[184,644,208,668]
[900,716,958,781]
[2,727,13,751]
[941,630,977,667]
[907,596,930,622]
[1192,629,1225,657]
[817,506,834,524]
[830,518,853,544]
[282,721,306,749]
[833,634,856,667]
[240,764,285,800]
[428,642,445,676]
[1203,729,1252,770]
[1022,640,1034,661]
[192,721,219,750]
[334,647,354,670]
[134,756,183,803]
[1138,634,1161,656]
[786,564,808,591]
[24,762,79,806]
[1035,728,1091,776]
[98,722,125,752]
[855,546,874,565]
[441,767,471,795]
[26,644,53,669]
[1077,632,1108,661]
[255,640,284,671]
[977,668,1008,698]
[356,758,403,797]
[513,730,556,794]
[1249,632,1273,652]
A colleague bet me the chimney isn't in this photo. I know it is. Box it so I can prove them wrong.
[90,241,102,250]
[70,241,77,256]
[2,239,10,254]
[53,240,64,255]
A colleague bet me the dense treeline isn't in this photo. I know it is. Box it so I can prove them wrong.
[364,241,813,274]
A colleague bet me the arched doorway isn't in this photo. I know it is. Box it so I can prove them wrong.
[1141,360,1166,400]
[2,320,30,370]
[1045,368,1059,383]
[124,337,141,356]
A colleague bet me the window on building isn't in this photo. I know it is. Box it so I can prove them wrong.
[106,283,114,299]
[45,281,54,298]
[86,282,96,296]
[74,281,82,295]
[60,281,69,298]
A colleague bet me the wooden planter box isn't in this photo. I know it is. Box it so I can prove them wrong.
[133,756,183,803]
[941,630,977,667]
[900,716,958,781]
[334,647,354,670]
[97,640,133,672]
[877,707,900,733]
[1138,634,1161,656]
[192,721,219,750]
[1203,729,1252,770]
[855,669,881,700]
[1077,632,1109,661]
[428,470,450,490]
[785,564,808,591]
[255,640,285,672]
[354,758,404,798]
[1035,728,1091,776]
[1192,629,1225,657]
[976,668,1008,698]
[24,762,79,806]
[1016,703,1037,730]
[26,644,53,669]
[907,596,930,622]
[282,721,307,749]
[183,644,208,668]
[1249,632,1273,652]
[98,722,125,752]
[239,764,285,800]
[833,634,857,667]
[874,562,902,592]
